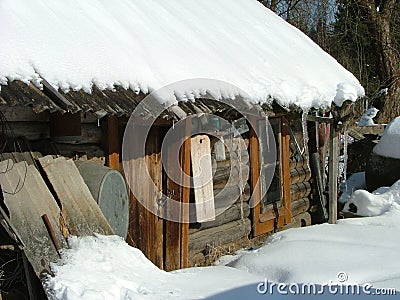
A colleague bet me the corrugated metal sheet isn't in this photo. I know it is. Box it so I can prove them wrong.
[0,80,266,120]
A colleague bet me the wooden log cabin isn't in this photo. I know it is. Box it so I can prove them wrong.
[0,0,364,272]
[0,81,359,270]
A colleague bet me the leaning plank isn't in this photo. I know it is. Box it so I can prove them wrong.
[0,160,66,276]
[38,156,113,236]
[191,135,215,222]
[188,218,251,252]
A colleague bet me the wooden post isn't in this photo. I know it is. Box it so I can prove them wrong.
[281,119,292,225]
[102,115,120,170]
[328,124,339,224]
[164,120,191,271]
[249,118,261,237]
[124,125,164,268]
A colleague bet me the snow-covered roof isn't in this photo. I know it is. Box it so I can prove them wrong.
[0,0,364,109]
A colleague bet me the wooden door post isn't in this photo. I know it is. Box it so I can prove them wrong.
[102,115,120,170]
[328,124,339,224]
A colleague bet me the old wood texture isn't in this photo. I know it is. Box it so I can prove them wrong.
[102,115,120,170]
[38,155,113,236]
[164,121,191,271]
[249,118,262,236]
[189,218,251,252]
[0,160,66,276]
[124,125,164,269]
[49,112,81,140]
[194,202,250,231]
[191,135,215,222]
[251,117,291,236]
[281,119,292,225]
[0,152,42,166]
[328,125,339,224]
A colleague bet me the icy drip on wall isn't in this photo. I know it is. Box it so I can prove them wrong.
[301,109,310,161]
[340,131,349,187]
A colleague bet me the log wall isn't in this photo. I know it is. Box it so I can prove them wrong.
[188,122,313,267]
[0,106,106,164]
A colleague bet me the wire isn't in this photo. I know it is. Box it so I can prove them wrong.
[0,111,28,195]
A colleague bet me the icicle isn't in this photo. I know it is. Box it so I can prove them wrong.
[237,137,244,223]
[97,117,100,127]
[214,136,226,161]
[342,131,349,188]
[265,115,270,152]
[172,119,175,129]
[301,109,309,158]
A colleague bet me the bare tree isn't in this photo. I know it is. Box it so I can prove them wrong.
[352,0,400,122]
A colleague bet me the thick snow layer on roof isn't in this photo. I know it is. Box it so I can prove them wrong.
[373,117,400,159]
[0,0,364,108]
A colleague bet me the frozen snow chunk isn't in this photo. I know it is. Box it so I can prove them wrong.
[373,116,400,159]
[333,82,358,106]
[358,107,379,126]
[343,179,400,216]
[339,172,366,204]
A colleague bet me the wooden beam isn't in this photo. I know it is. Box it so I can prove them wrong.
[41,77,74,111]
[164,120,191,271]
[143,127,164,268]
[180,122,191,269]
[124,125,164,268]
[307,115,334,124]
[328,125,339,224]
[249,118,261,237]
[281,119,292,225]
[102,115,120,170]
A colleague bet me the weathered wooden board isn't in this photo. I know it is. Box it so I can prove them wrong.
[188,218,251,252]
[0,160,66,276]
[38,156,113,236]
[0,152,42,166]
[191,135,215,222]
[197,202,250,230]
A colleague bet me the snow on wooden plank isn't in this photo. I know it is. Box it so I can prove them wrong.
[38,156,113,236]
[191,135,215,222]
[0,160,66,276]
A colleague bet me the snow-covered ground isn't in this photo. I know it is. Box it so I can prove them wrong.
[45,178,400,299]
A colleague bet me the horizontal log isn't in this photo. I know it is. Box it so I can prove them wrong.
[211,137,248,151]
[291,198,310,217]
[291,182,312,201]
[290,159,309,170]
[189,218,251,252]
[58,123,102,145]
[352,125,386,135]
[7,122,49,140]
[290,166,311,184]
[215,155,249,169]
[214,184,251,211]
[0,106,49,122]
[213,164,249,185]
[54,144,105,159]
[194,202,250,231]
